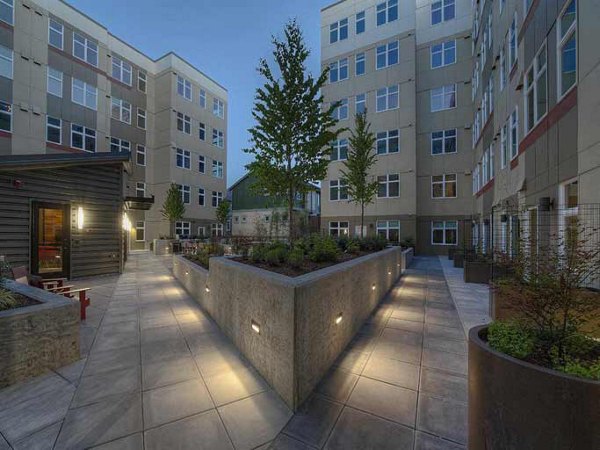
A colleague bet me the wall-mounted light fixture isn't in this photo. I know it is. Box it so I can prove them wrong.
[388,269,392,275]
[77,206,84,230]
[335,313,343,325]
[122,213,131,231]
[251,320,260,334]
[185,271,189,275]
[205,285,210,293]
[371,284,376,291]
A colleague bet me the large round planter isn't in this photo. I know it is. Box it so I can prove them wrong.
[468,325,600,450]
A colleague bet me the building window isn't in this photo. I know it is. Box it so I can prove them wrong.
[212,160,224,178]
[329,179,348,201]
[73,32,98,67]
[432,220,458,245]
[376,41,399,69]
[72,78,97,110]
[430,84,456,112]
[137,108,146,129]
[175,221,191,237]
[356,11,366,34]
[199,122,206,141]
[177,75,192,100]
[48,19,63,49]
[0,0,13,26]
[329,18,348,44]
[71,124,96,152]
[431,40,455,68]
[178,185,191,204]
[176,148,191,169]
[378,174,400,198]
[376,85,399,112]
[138,72,147,93]
[329,221,349,237]
[499,46,506,91]
[510,108,518,159]
[376,130,399,154]
[355,52,365,76]
[199,89,206,108]
[198,188,205,206]
[135,221,145,241]
[213,98,225,118]
[212,223,224,237]
[508,13,517,68]
[356,93,366,114]
[46,116,61,144]
[558,0,577,97]
[432,174,457,198]
[198,155,206,173]
[212,191,223,207]
[110,137,130,153]
[111,98,132,124]
[112,56,132,85]
[330,139,348,161]
[0,101,10,132]
[377,0,398,26]
[500,124,508,169]
[329,58,348,83]
[136,145,146,166]
[431,129,456,155]
[136,182,145,198]
[177,112,191,134]
[377,220,400,242]
[212,128,224,148]
[47,67,63,97]
[525,43,547,133]
[431,0,455,25]
[332,98,348,121]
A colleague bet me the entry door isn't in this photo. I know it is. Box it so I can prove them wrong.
[31,202,70,278]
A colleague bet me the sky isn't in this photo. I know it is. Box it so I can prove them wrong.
[68,0,331,186]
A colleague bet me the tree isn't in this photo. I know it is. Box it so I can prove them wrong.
[341,112,378,238]
[245,19,342,242]
[216,199,231,234]
[161,183,185,237]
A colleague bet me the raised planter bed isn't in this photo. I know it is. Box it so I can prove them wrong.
[152,239,175,256]
[0,280,80,388]
[463,259,492,284]
[173,247,413,410]
[469,325,600,450]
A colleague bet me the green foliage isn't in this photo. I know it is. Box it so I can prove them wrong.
[250,244,268,263]
[400,237,415,249]
[346,239,361,254]
[488,321,535,359]
[161,183,186,227]
[216,199,231,228]
[359,235,388,252]
[244,19,342,241]
[287,246,305,268]
[265,246,288,266]
[0,287,19,311]
[308,235,339,263]
[562,360,600,380]
[185,243,224,270]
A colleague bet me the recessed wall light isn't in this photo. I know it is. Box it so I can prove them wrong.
[205,285,210,293]
[335,313,343,325]
[251,320,260,334]
[372,284,376,291]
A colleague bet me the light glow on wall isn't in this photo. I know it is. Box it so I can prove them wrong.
[77,206,84,230]
[335,313,343,325]
[372,284,376,291]
[122,213,132,232]
[251,320,260,334]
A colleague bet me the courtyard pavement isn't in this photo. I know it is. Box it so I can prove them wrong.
[0,253,485,449]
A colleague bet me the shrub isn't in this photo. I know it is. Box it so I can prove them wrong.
[346,239,361,254]
[400,237,415,249]
[308,235,339,263]
[336,235,350,252]
[0,287,18,311]
[562,360,600,381]
[265,246,288,266]
[359,235,388,252]
[250,244,267,263]
[487,321,534,360]
[287,246,305,268]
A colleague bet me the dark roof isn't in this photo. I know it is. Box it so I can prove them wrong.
[0,152,131,171]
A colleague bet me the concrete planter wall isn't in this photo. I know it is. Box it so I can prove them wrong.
[174,247,410,410]
[453,251,464,268]
[0,280,80,388]
[153,239,175,256]
[468,325,600,450]
[463,260,492,284]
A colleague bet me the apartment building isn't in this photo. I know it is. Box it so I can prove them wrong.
[0,0,228,251]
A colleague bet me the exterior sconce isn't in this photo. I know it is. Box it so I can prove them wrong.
[371,284,376,291]
[251,320,260,334]
[335,313,343,325]
[77,206,84,230]
[122,213,131,231]
[205,285,210,293]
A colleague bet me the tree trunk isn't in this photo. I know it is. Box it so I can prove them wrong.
[361,202,365,238]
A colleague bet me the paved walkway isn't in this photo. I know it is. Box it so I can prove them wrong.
[0,254,474,450]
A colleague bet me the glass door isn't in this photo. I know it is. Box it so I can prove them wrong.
[31,202,70,278]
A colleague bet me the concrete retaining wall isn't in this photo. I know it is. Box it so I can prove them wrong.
[0,281,80,388]
[153,239,174,256]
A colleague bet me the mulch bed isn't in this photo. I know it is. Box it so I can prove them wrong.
[0,292,41,312]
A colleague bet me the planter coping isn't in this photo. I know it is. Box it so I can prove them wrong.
[174,255,209,275]
[469,324,600,385]
[0,280,75,319]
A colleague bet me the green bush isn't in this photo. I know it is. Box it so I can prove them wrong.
[336,236,350,251]
[250,244,267,263]
[265,246,288,266]
[487,321,535,359]
[308,235,339,263]
[562,360,600,381]
[346,239,361,254]
[0,287,18,311]
[287,246,305,268]
[359,235,388,252]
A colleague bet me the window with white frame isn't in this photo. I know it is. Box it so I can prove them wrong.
[431,129,456,154]
[508,13,517,68]
[175,221,191,237]
[211,191,223,207]
[432,174,457,198]
[199,89,206,108]
[376,130,399,154]
[332,98,348,120]
[499,45,506,91]
[377,220,400,242]
[138,72,146,93]
[378,174,400,198]
[329,18,348,44]
[376,41,399,69]
[500,123,508,168]
[355,52,365,76]
[431,40,455,68]
[558,0,577,97]
[213,98,225,118]
[47,67,63,97]
[179,185,191,204]
[48,19,63,49]
[329,221,349,237]
[177,112,191,134]
[72,78,97,110]
[136,145,146,166]
[329,179,349,201]
[198,187,205,206]
[46,116,61,144]
[376,85,399,112]
[71,124,95,152]
[212,160,224,178]
[136,182,145,198]
[110,137,130,153]
[199,122,206,141]
[0,0,13,26]
[329,58,348,83]
[212,223,224,237]
[431,84,456,111]
[356,93,366,114]
[176,148,191,169]
[177,75,192,101]
[356,11,366,34]
[110,98,131,123]
[472,164,480,194]
[112,56,132,85]
[137,108,146,129]
[525,43,547,132]
[377,0,398,26]
[212,128,224,148]
[0,101,10,132]
[330,139,348,161]
[432,220,457,245]
[510,108,518,159]
[135,221,145,242]
[198,155,206,173]
[431,0,455,25]
[73,32,98,66]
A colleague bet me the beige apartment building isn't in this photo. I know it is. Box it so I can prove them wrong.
[0,0,227,250]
